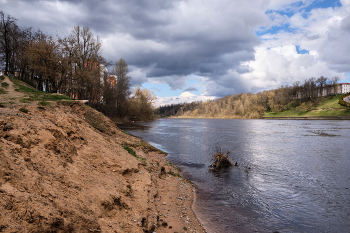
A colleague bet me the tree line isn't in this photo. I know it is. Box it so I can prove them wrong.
[156,76,341,119]
[0,11,156,121]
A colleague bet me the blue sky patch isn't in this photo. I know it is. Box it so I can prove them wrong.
[141,76,202,97]
[296,45,309,54]
[142,83,182,97]
[345,73,350,83]
[258,0,342,36]
[256,23,293,36]
[304,0,342,13]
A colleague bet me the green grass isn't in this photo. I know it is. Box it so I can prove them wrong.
[38,101,51,106]
[0,88,7,94]
[316,95,347,109]
[13,79,71,102]
[122,145,137,157]
[122,145,147,165]
[304,108,350,117]
[0,76,5,81]
[123,141,168,155]
[263,95,350,118]
[264,110,306,117]
[120,129,130,135]
[19,107,29,113]
[1,82,9,88]
[168,169,182,178]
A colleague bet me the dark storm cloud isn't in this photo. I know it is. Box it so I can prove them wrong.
[1,0,268,97]
[205,72,249,97]
[184,87,198,92]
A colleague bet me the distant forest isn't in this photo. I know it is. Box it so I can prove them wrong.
[156,76,342,119]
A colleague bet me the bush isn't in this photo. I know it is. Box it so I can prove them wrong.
[1,82,9,88]
[339,93,350,108]
[38,101,51,106]
[122,145,137,157]
[19,107,29,113]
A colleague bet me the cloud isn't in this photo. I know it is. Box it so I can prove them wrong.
[92,0,267,90]
[242,45,345,93]
[243,1,349,93]
[156,91,215,106]
[184,87,198,92]
[1,0,350,103]
[318,14,350,72]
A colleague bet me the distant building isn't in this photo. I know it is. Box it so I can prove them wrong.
[296,83,350,99]
[107,75,117,87]
[337,83,350,94]
[99,64,108,84]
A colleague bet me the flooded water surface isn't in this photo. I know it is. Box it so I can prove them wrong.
[119,119,350,233]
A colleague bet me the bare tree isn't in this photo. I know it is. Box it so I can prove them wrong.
[331,76,340,95]
[113,58,131,118]
[68,25,105,100]
[25,34,63,92]
[303,77,317,100]
[0,11,20,75]
[128,85,157,121]
[316,76,328,87]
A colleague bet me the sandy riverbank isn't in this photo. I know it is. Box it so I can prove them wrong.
[0,99,206,233]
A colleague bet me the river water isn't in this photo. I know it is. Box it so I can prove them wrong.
[119,119,350,233]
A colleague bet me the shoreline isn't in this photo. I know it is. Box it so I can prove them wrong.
[192,188,209,233]
[262,116,350,120]
[0,102,206,232]
[118,122,208,233]
[165,116,350,120]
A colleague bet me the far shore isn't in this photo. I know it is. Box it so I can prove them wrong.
[165,116,350,120]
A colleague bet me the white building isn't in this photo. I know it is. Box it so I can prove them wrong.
[336,83,350,94]
[99,64,108,84]
[296,83,350,99]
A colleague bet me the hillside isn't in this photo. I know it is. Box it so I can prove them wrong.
[157,87,350,120]
[263,94,350,118]
[0,76,205,233]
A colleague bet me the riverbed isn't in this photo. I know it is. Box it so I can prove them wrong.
[119,119,350,233]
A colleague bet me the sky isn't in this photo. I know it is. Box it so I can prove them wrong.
[1,0,350,105]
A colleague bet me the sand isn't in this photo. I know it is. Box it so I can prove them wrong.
[0,78,206,233]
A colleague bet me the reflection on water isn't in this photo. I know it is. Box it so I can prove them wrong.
[119,119,350,233]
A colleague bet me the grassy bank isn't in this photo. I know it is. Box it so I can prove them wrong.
[263,94,350,118]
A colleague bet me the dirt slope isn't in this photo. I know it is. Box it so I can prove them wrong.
[0,99,205,232]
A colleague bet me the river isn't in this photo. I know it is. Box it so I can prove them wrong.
[119,119,350,233]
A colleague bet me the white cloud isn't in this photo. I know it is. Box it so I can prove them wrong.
[156,91,215,106]
[243,45,345,92]
[241,1,350,93]
[2,0,350,103]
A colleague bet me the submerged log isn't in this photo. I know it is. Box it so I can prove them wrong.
[209,152,233,171]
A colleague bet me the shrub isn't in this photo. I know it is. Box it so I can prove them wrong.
[339,93,350,108]
[38,101,51,106]
[1,82,9,88]
[122,145,137,157]
[19,107,29,113]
